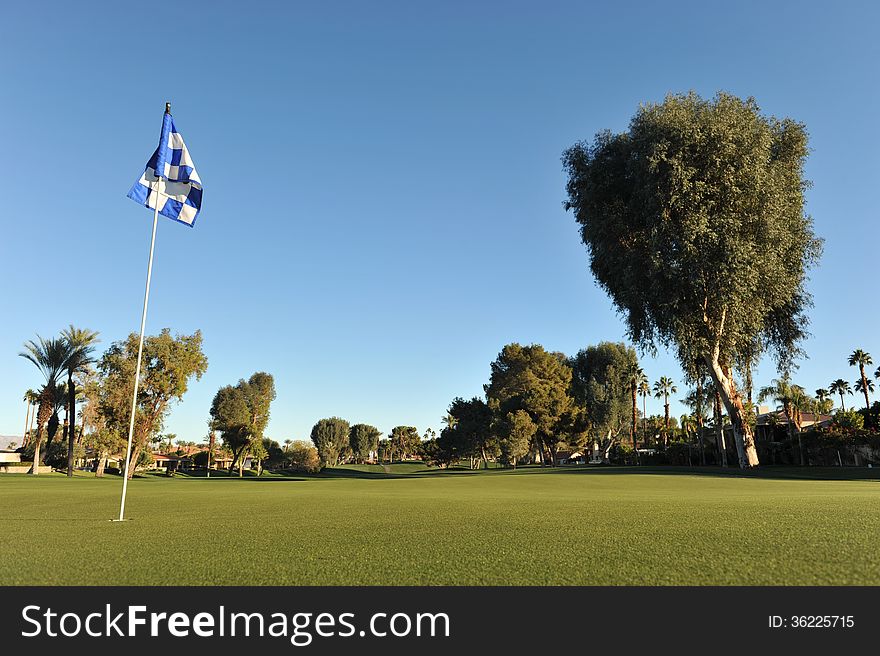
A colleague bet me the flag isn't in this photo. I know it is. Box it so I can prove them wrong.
[127,110,203,227]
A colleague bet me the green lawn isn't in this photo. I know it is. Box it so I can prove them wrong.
[1,465,878,585]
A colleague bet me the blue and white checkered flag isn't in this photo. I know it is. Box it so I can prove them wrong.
[127,110,203,227]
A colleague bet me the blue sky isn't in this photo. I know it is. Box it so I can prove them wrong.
[1,1,878,444]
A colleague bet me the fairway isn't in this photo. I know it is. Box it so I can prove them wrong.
[1,467,878,586]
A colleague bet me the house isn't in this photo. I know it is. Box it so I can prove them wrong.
[148,453,179,472]
[0,450,22,473]
[755,409,833,441]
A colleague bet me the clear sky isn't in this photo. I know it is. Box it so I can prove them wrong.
[1,1,878,444]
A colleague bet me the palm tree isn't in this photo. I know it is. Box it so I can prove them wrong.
[653,377,677,447]
[758,377,807,466]
[680,414,698,465]
[637,374,650,445]
[22,389,39,448]
[813,388,833,415]
[848,349,873,416]
[624,364,644,449]
[60,325,100,477]
[19,336,69,474]
[829,379,852,411]
[682,382,708,465]
[854,378,875,407]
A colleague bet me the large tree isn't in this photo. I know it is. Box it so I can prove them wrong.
[484,343,574,466]
[19,336,70,474]
[389,425,422,462]
[652,376,678,447]
[349,423,381,463]
[210,372,277,476]
[829,379,852,411]
[498,410,536,468]
[570,342,639,458]
[99,329,207,478]
[310,417,350,467]
[445,398,495,468]
[849,349,873,417]
[563,91,822,468]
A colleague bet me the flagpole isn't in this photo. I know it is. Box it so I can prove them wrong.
[115,175,162,522]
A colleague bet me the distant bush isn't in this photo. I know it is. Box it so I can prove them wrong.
[609,443,636,465]
[832,409,864,432]
[285,441,321,473]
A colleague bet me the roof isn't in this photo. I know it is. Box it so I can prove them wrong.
[756,410,832,427]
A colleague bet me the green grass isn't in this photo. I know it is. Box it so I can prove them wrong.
[1,465,878,585]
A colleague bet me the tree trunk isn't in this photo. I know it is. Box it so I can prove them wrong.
[47,412,60,445]
[67,372,76,477]
[126,441,140,479]
[783,402,805,466]
[714,391,727,468]
[547,443,558,467]
[78,411,87,446]
[631,383,638,449]
[23,401,32,448]
[28,393,52,474]
[698,420,706,466]
[29,424,44,475]
[663,400,670,448]
[745,363,753,406]
[704,354,758,468]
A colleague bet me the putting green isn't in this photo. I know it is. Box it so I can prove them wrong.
[1,466,877,585]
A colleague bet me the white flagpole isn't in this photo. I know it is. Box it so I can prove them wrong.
[115,175,162,522]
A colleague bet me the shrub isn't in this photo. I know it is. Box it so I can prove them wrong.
[285,440,321,473]
[832,409,864,432]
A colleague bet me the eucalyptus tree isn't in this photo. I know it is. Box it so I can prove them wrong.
[60,325,100,476]
[652,377,677,446]
[829,379,852,411]
[19,336,70,474]
[210,372,276,476]
[849,349,873,416]
[712,390,727,467]
[349,423,381,463]
[310,417,350,467]
[99,329,208,478]
[563,92,822,468]
[570,342,639,457]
